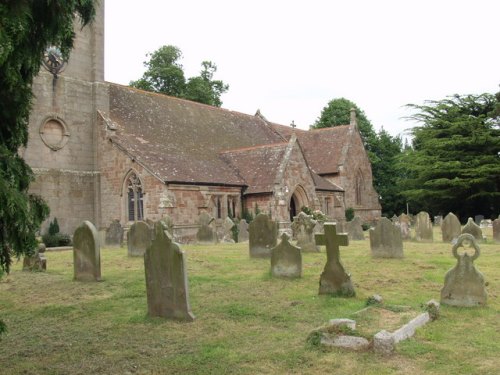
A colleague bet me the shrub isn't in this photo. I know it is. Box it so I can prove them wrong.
[48,218,60,235]
[42,233,60,248]
[345,207,355,221]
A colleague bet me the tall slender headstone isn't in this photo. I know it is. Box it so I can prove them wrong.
[144,221,195,321]
[73,221,101,281]
[271,233,302,278]
[440,234,487,306]
[493,217,500,243]
[414,211,433,242]
[315,223,354,296]
[399,213,411,241]
[128,221,152,257]
[461,217,483,241]
[441,212,461,243]
[369,217,403,258]
[291,212,319,252]
[249,213,278,258]
[238,219,249,242]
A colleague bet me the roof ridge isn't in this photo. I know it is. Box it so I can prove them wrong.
[220,142,288,154]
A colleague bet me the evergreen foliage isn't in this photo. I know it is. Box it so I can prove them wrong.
[130,45,229,107]
[0,0,95,276]
[399,93,500,220]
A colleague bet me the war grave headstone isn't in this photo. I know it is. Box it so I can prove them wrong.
[291,211,319,252]
[144,221,195,321]
[249,213,278,258]
[128,221,152,257]
[369,217,403,258]
[315,223,355,296]
[474,215,484,225]
[440,234,487,307]
[23,243,47,272]
[196,211,217,244]
[222,217,236,243]
[414,211,433,242]
[73,221,101,281]
[441,212,461,243]
[105,219,124,247]
[461,217,483,241]
[238,219,249,242]
[398,213,411,241]
[493,217,500,243]
[346,216,365,241]
[270,233,302,278]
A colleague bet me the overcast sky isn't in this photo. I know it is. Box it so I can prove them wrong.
[104,0,500,137]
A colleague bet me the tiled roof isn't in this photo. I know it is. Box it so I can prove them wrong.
[106,84,285,185]
[311,173,344,192]
[272,124,350,174]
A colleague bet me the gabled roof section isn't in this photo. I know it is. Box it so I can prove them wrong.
[105,84,286,185]
[219,143,288,194]
[271,124,351,174]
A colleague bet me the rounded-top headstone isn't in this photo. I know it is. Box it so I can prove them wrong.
[73,220,101,281]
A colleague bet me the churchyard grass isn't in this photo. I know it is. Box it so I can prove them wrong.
[0,226,498,374]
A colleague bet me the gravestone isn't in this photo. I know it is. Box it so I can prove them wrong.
[127,221,152,257]
[144,221,195,321]
[105,219,123,247]
[399,213,411,241]
[391,215,399,224]
[441,212,461,243]
[461,217,483,241]
[73,221,101,281]
[493,217,500,243]
[474,215,484,225]
[160,214,174,237]
[414,211,433,242]
[271,233,302,278]
[249,213,278,258]
[222,217,236,243]
[434,215,443,226]
[346,216,365,241]
[369,217,403,258]
[440,234,487,306]
[315,223,355,296]
[196,211,217,244]
[238,219,249,242]
[291,211,318,252]
[23,243,47,272]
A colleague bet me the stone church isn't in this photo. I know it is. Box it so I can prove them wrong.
[24,1,380,241]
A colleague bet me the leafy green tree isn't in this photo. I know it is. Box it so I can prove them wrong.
[399,93,500,220]
[0,0,96,337]
[130,45,229,107]
[184,61,229,107]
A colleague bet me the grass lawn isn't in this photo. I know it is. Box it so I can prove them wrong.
[1,227,498,374]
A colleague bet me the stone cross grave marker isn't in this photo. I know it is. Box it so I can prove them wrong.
[271,233,302,278]
[73,221,101,281]
[315,223,355,296]
[461,217,483,241]
[369,217,403,258]
[105,219,123,247]
[440,233,487,307]
[441,212,461,243]
[144,221,195,321]
[128,221,152,257]
[291,211,318,252]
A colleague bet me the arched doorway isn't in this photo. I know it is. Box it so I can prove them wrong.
[289,185,309,222]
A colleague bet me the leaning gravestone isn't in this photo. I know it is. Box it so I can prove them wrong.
[271,233,302,278]
[196,211,217,244]
[249,213,278,258]
[238,219,249,242]
[23,243,47,272]
[441,212,461,243]
[399,213,411,240]
[73,221,101,281]
[105,219,123,247]
[369,217,403,258]
[461,217,483,241]
[315,223,355,296]
[144,221,195,321]
[440,234,487,306]
[493,217,500,243]
[291,211,319,252]
[128,221,152,257]
[414,211,433,242]
[346,216,365,241]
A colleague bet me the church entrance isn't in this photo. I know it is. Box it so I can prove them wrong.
[289,185,309,222]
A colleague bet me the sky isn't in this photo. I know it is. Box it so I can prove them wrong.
[104,0,500,137]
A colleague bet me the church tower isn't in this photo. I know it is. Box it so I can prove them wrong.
[24,1,107,234]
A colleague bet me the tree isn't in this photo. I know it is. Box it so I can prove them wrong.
[0,0,96,337]
[130,45,229,107]
[399,93,500,220]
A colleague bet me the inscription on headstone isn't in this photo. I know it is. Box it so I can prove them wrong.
[315,223,355,296]
[369,217,403,258]
[144,221,195,321]
[249,213,278,258]
[73,221,101,281]
[271,233,302,278]
[440,234,487,307]
[128,221,152,257]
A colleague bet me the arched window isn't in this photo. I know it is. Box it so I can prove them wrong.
[126,172,144,221]
[355,170,363,205]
